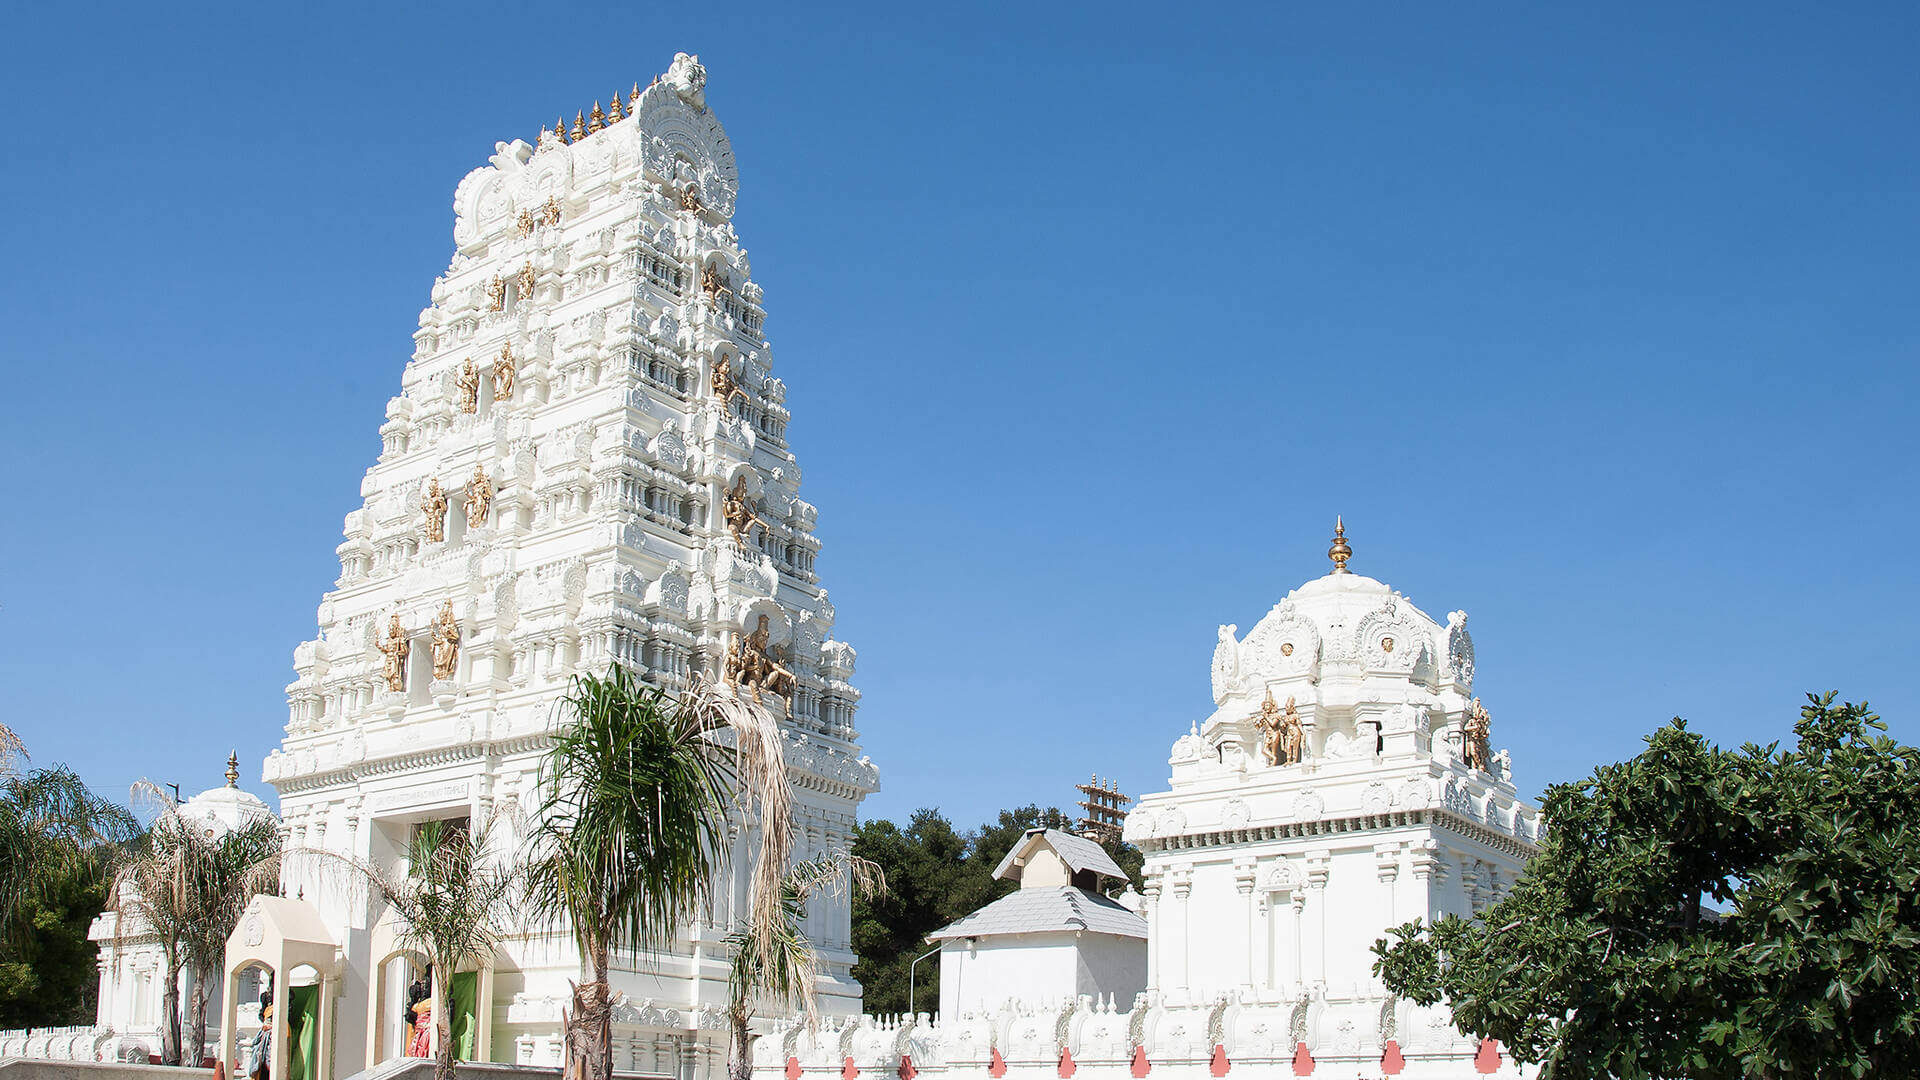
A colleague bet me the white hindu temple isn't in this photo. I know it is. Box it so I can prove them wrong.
[759,528,1539,1078]
[245,52,876,1079]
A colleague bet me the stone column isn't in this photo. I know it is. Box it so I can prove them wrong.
[1305,851,1331,990]
[1142,874,1162,992]
[1234,858,1257,993]
[1374,843,1401,946]
[1170,868,1193,997]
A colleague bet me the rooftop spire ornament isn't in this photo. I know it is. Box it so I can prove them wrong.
[1329,515,1352,574]
[225,751,240,788]
[555,116,569,144]
[588,101,604,132]
[571,111,586,141]
[629,82,641,110]
[607,92,624,121]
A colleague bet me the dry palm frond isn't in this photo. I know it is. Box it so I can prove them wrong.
[686,679,796,963]
[0,723,25,778]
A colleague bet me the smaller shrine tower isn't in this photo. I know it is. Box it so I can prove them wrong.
[1125,521,1538,1065]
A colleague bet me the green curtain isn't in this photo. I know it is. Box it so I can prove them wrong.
[448,972,478,1061]
[286,986,320,1080]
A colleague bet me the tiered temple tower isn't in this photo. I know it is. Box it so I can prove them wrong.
[265,54,878,1077]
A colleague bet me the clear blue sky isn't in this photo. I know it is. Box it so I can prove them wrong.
[2,2,1915,831]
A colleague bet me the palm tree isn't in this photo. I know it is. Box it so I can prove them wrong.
[109,805,198,1066]
[179,815,281,1069]
[724,852,885,1080]
[524,667,795,1080]
[323,818,519,1080]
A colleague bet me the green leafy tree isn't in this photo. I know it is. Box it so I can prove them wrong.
[0,763,137,1027]
[724,852,884,1080]
[1373,693,1920,1080]
[524,668,793,1080]
[851,804,1144,1015]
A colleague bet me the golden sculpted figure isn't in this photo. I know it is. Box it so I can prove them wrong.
[722,614,795,714]
[486,275,507,312]
[700,264,729,299]
[420,478,448,543]
[680,184,702,212]
[1463,697,1492,772]
[465,465,494,530]
[541,196,562,227]
[379,614,409,692]
[493,345,516,401]
[430,601,460,681]
[721,476,766,547]
[455,359,480,414]
[517,262,536,302]
[515,209,536,237]
[1252,691,1305,767]
[710,355,745,409]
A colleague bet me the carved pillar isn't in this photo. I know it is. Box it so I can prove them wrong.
[1305,851,1331,989]
[1170,868,1193,996]
[1375,842,1401,939]
[1234,858,1257,992]
[1141,874,1162,992]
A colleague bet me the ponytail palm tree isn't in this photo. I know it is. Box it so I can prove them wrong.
[725,852,885,1080]
[179,815,282,1069]
[525,666,796,1080]
[325,818,520,1080]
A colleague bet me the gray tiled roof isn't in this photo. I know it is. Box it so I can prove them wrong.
[992,828,1126,883]
[926,886,1148,941]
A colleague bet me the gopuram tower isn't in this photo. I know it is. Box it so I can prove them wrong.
[264,54,878,1077]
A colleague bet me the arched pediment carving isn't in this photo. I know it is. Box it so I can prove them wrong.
[1355,598,1426,675]
[1238,602,1320,682]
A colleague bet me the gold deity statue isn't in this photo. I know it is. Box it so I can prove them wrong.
[420,478,448,543]
[515,209,536,237]
[721,475,766,547]
[493,344,516,401]
[455,359,480,414]
[486,275,507,312]
[541,196,563,227]
[1463,697,1492,772]
[722,613,795,714]
[700,263,729,299]
[680,184,702,212]
[517,262,536,302]
[465,465,494,530]
[1251,690,1305,767]
[378,613,409,692]
[710,354,745,409]
[430,601,460,682]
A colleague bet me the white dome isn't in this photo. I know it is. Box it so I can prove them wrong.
[179,756,276,838]
[1210,569,1474,706]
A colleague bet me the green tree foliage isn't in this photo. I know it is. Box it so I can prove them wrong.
[851,804,1143,1015]
[1373,693,1920,1080]
[0,764,137,1028]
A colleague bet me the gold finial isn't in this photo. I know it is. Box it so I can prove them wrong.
[630,82,641,110]
[225,751,240,788]
[571,111,586,141]
[1328,515,1352,573]
[555,116,570,144]
[607,92,624,121]
[588,101,604,132]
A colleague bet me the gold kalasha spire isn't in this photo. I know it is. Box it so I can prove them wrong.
[571,111,586,141]
[555,117,569,144]
[607,92,624,121]
[630,82,641,110]
[225,751,240,788]
[1328,515,1352,574]
[588,101,604,132]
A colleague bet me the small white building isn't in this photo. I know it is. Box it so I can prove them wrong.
[926,829,1146,1017]
[88,757,277,1064]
